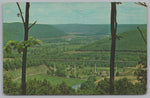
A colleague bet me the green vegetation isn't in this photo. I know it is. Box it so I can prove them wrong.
[94,78,146,95]
[134,55,147,85]
[3,23,67,44]
[17,74,85,87]
[78,28,147,51]
[54,24,146,35]
[3,23,147,95]
[4,74,146,95]
[80,76,96,89]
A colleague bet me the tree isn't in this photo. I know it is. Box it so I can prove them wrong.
[4,2,41,95]
[80,76,96,90]
[53,81,76,95]
[114,78,134,95]
[17,2,30,95]
[109,2,117,95]
[134,55,147,85]
[134,1,147,88]
[94,78,110,95]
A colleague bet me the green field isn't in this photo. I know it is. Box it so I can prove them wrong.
[16,74,85,86]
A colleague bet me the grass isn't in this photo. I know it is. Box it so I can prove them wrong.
[16,74,86,86]
[4,64,85,86]
[4,65,48,80]
[3,63,138,86]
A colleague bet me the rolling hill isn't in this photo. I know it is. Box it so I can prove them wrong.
[3,22,67,44]
[3,23,147,48]
[78,26,147,51]
[54,24,146,36]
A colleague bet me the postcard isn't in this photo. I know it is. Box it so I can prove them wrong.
[2,1,147,95]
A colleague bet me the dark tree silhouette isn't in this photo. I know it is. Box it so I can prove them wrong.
[110,2,117,95]
[16,2,37,95]
[109,2,146,95]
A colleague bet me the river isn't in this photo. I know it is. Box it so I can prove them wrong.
[72,84,81,91]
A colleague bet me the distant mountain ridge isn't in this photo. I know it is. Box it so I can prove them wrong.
[78,28,147,51]
[3,22,67,44]
[54,24,146,35]
[3,22,147,46]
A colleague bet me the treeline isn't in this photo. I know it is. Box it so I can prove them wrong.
[3,57,43,71]
[3,75,146,95]
[79,76,146,95]
[43,60,137,68]
[3,57,137,71]
[3,40,144,71]
[76,49,147,53]
[25,42,144,63]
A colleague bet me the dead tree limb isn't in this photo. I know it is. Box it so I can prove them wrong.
[137,26,147,45]
[16,3,25,25]
[135,2,147,7]
[28,20,37,30]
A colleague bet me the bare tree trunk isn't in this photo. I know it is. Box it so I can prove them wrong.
[110,2,117,95]
[21,2,30,95]
[137,26,147,45]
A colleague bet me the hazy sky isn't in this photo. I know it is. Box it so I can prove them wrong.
[3,2,147,24]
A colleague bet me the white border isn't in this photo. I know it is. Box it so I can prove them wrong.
[0,0,149,98]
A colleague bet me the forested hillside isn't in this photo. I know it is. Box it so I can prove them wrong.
[78,27,147,51]
[3,23,146,46]
[54,24,146,35]
[3,22,67,44]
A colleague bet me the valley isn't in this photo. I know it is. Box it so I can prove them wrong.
[3,23,147,94]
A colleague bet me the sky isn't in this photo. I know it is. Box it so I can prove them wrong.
[3,2,147,24]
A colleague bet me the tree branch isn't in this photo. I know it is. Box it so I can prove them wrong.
[16,2,25,25]
[28,20,37,30]
[135,2,147,7]
[137,26,147,45]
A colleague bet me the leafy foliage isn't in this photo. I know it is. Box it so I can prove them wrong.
[138,55,147,67]
[3,75,147,95]
[26,79,53,95]
[80,76,96,89]
[55,69,66,77]
[134,55,147,85]
[94,78,146,95]
[114,78,134,94]
[4,36,42,54]
[3,76,76,95]
[94,78,110,95]
[3,74,21,95]
[53,81,76,95]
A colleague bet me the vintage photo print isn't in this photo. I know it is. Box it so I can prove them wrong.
[0,0,149,97]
